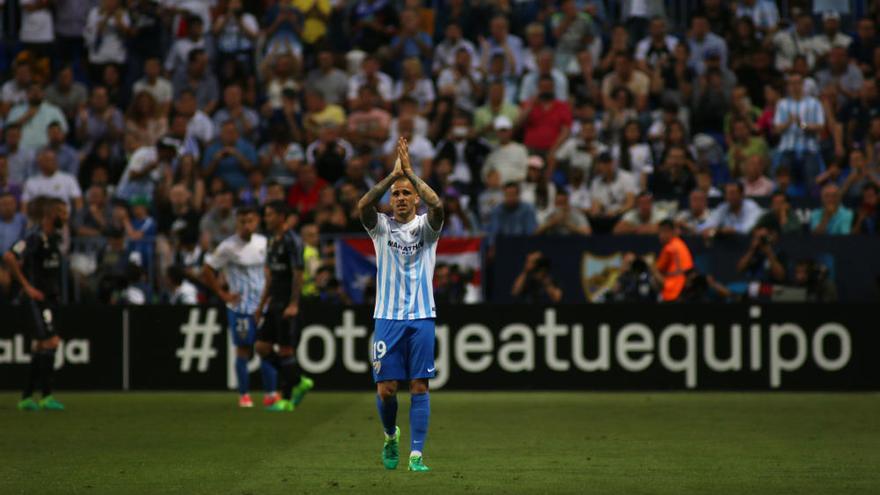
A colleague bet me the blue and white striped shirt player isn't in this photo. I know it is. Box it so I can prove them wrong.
[368,212,441,320]
[773,95,825,153]
[204,233,267,314]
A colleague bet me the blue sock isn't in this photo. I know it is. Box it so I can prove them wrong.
[410,393,430,454]
[376,394,398,436]
[260,359,277,394]
[235,357,249,395]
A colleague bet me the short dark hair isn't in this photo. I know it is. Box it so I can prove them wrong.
[659,219,675,230]
[265,200,289,217]
[236,205,259,216]
[188,48,205,64]
[503,181,520,192]
[725,181,744,194]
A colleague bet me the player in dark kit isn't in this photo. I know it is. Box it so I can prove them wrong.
[3,198,68,411]
[254,201,314,411]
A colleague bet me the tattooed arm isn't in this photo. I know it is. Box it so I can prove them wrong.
[358,159,403,231]
[400,138,444,231]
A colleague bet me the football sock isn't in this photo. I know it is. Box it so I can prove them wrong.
[376,394,398,437]
[260,358,277,394]
[22,352,41,399]
[39,350,55,397]
[279,355,300,400]
[410,393,430,453]
[235,356,249,395]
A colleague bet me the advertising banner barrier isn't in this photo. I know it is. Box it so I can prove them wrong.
[1,304,875,391]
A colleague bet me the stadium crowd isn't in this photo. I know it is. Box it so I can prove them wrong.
[0,0,878,305]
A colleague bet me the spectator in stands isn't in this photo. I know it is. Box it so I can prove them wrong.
[287,164,327,215]
[305,49,348,106]
[487,182,537,236]
[613,192,665,235]
[202,121,258,192]
[22,149,82,212]
[676,189,710,234]
[536,190,591,235]
[480,16,524,76]
[741,155,775,198]
[173,49,219,114]
[853,184,880,234]
[125,91,167,150]
[133,57,172,116]
[389,8,433,75]
[520,75,572,154]
[347,86,391,149]
[737,224,787,284]
[347,55,393,107]
[773,13,816,72]
[840,148,880,200]
[437,48,483,112]
[549,0,593,74]
[74,185,112,238]
[812,11,851,61]
[849,17,878,73]
[652,145,696,200]
[511,251,562,303]
[612,120,653,189]
[1,62,31,117]
[602,51,649,112]
[482,116,528,184]
[307,123,355,185]
[687,13,728,74]
[519,50,569,103]
[811,183,853,235]
[165,15,208,80]
[45,65,88,123]
[45,123,79,178]
[199,188,235,248]
[478,169,503,227]
[589,152,638,232]
[303,90,346,143]
[0,192,25,253]
[701,182,763,235]
[77,86,125,156]
[1,125,35,187]
[755,191,802,234]
[816,46,863,107]
[434,114,490,188]
[0,156,22,200]
[773,73,825,196]
[433,22,478,76]
[213,83,259,142]
[83,0,132,81]
[727,117,769,178]
[565,167,591,215]
[474,81,520,145]
[6,82,67,151]
[553,120,605,177]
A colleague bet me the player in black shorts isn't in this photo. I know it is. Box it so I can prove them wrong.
[4,198,67,411]
[255,201,314,411]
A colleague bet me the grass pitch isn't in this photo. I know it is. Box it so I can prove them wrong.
[1,392,878,494]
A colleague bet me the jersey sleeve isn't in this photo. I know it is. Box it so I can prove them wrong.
[421,214,442,244]
[366,213,389,239]
[9,234,36,261]
[290,234,305,270]
[204,240,230,271]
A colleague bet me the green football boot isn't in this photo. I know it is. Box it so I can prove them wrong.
[266,399,294,412]
[381,426,401,470]
[39,396,65,411]
[407,454,431,472]
[292,376,314,406]
[17,397,39,411]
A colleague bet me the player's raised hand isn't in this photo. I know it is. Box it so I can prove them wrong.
[391,156,404,178]
[398,137,413,175]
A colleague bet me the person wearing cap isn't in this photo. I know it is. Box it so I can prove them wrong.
[687,13,728,75]
[116,135,181,201]
[481,115,528,184]
[812,10,852,60]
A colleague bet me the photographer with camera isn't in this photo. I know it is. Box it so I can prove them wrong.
[736,225,787,285]
[610,252,658,303]
[792,258,837,302]
[511,251,563,304]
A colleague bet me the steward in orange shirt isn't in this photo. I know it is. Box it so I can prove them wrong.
[654,219,694,301]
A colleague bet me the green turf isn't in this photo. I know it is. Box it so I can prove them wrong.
[1,392,878,494]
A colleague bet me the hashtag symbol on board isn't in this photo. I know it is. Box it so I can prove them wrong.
[176,308,222,373]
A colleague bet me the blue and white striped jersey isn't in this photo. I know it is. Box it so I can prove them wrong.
[773,96,825,153]
[205,233,267,314]
[367,213,441,320]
